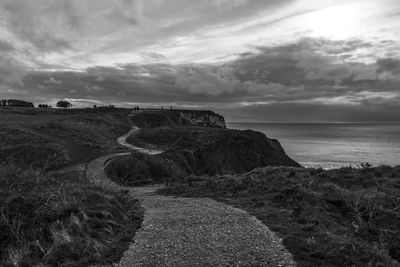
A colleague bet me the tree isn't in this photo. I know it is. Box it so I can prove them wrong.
[38,104,50,108]
[56,101,72,109]
[0,99,34,107]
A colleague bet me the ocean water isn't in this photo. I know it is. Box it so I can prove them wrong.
[227,122,400,169]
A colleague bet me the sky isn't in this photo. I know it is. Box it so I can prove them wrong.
[1,0,400,122]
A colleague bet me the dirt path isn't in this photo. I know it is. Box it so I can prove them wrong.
[85,113,296,267]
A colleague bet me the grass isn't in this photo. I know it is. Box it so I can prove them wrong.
[40,113,130,150]
[105,152,169,186]
[108,126,300,186]
[0,108,131,170]
[0,164,143,266]
[126,126,206,150]
[160,165,400,267]
[0,127,68,170]
[0,107,145,266]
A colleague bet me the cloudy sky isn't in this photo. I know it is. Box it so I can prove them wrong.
[1,0,400,121]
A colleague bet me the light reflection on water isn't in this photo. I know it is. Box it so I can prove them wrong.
[228,122,400,169]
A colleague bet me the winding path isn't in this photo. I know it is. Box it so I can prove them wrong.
[86,112,296,267]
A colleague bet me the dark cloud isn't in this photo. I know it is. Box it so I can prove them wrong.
[0,56,26,86]
[4,37,400,122]
[233,38,378,87]
[377,58,400,74]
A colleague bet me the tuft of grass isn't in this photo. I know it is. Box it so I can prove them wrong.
[160,166,400,267]
[0,164,143,266]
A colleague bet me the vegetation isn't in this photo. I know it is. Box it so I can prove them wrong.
[106,126,299,186]
[0,165,143,266]
[0,100,34,108]
[160,165,400,267]
[128,109,225,129]
[0,126,67,170]
[106,152,169,186]
[38,104,51,108]
[56,101,72,109]
[0,108,131,169]
[0,107,146,266]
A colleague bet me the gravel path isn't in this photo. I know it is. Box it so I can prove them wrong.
[120,191,296,266]
[84,113,296,266]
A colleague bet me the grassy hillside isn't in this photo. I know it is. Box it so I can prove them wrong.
[107,126,300,186]
[0,127,67,170]
[0,107,131,170]
[0,165,143,266]
[160,166,400,267]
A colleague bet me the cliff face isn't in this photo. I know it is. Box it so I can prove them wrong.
[158,128,301,178]
[177,111,226,128]
[130,110,226,129]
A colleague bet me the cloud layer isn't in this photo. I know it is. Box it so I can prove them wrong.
[1,0,400,121]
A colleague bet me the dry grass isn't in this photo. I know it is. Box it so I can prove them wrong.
[0,165,143,266]
[160,165,400,267]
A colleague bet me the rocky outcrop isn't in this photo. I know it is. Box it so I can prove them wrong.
[176,110,226,128]
[129,110,226,129]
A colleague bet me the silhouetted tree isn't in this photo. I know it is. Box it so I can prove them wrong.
[56,101,72,109]
[38,104,50,108]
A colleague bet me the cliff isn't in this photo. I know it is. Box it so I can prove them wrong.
[158,128,301,177]
[107,125,301,185]
[129,109,226,129]
[173,110,226,128]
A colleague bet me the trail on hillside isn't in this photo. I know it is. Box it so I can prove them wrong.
[85,111,296,267]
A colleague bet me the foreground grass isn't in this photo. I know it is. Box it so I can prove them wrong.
[160,166,400,267]
[0,165,143,266]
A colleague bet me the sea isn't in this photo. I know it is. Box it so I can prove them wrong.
[227,122,400,169]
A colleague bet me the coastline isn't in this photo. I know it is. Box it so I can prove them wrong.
[228,121,400,169]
